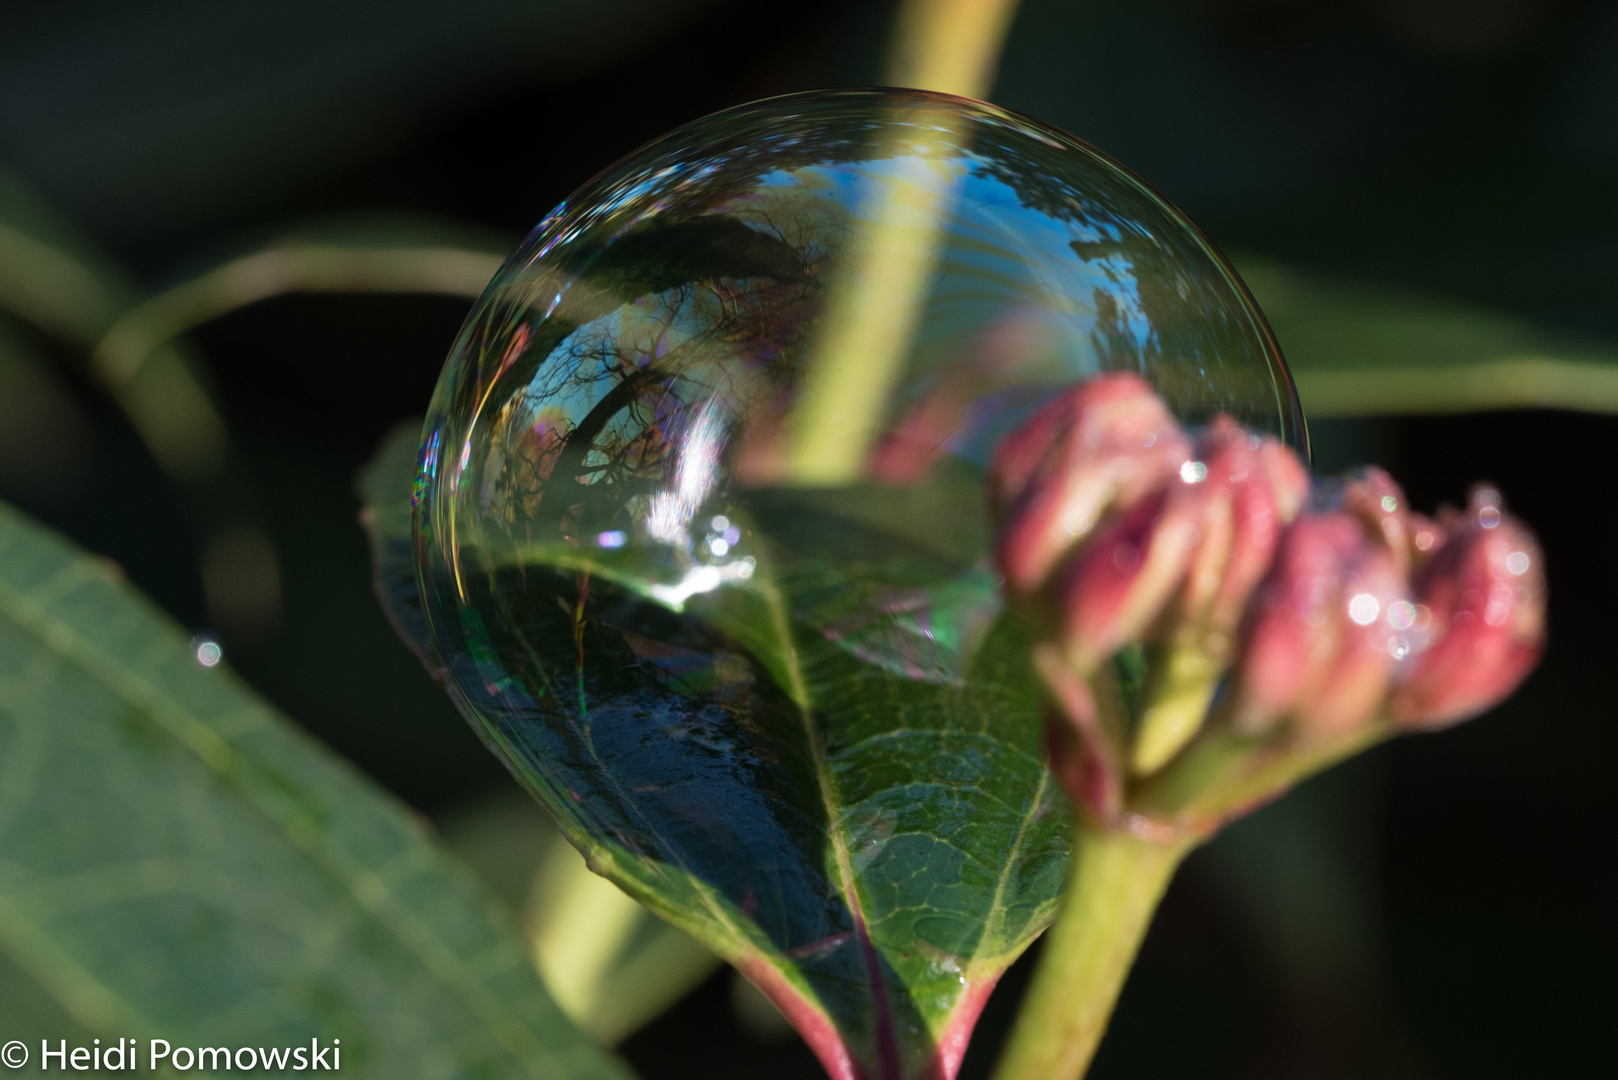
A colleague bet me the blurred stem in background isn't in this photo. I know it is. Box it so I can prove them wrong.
[782,0,1021,484]
[0,169,276,640]
[886,0,1022,99]
[0,172,229,482]
[90,229,505,390]
[5,210,507,644]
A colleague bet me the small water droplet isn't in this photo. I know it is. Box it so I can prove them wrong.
[191,635,223,668]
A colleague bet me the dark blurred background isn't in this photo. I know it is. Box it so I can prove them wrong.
[0,0,1612,1076]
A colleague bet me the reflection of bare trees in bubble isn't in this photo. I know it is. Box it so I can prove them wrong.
[475,211,831,544]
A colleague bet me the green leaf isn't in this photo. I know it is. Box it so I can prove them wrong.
[1234,254,1618,415]
[0,498,632,1080]
[367,430,1073,1078]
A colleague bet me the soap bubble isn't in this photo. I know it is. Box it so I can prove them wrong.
[412,88,1304,1001]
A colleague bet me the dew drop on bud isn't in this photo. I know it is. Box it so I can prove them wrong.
[1347,592,1381,626]
[1387,600,1417,630]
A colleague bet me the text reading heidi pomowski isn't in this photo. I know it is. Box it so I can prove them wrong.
[1,1038,341,1071]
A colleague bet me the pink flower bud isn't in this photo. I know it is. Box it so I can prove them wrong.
[1113,420,1311,774]
[1053,488,1195,670]
[1390,487,1545,730]
[1229,511,1412,738]
[1342,467,1414,573]
[990,373,1191,596]
[1306,543,1409,737]
[1045,416,1308,677]
[1168,417,1309,649]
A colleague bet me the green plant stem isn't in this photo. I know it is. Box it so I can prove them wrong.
[990,822,1192,1080]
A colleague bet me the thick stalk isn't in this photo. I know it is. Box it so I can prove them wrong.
[990,823,1192,1080]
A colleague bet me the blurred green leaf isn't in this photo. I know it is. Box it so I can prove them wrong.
[0,498,633,1080]
[1235,255,1618,415]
